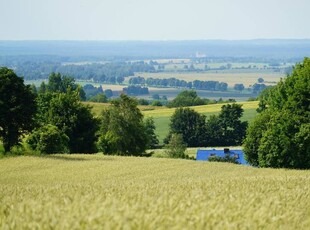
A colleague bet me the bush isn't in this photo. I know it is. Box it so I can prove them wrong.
[208,155,239,164]
[27,124,69,154]
[165,133,187,159]
[151,100,163,106]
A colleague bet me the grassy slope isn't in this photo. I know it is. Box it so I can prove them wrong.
[87,101,258,143]
[0,155,309,229]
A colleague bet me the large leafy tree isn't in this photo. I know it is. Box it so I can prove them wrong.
[43,72,86,101]
[34,90,98,153]
[205,104,247,146]
[244,58,310,169]
[97,94,148,155]
[218,104,248,145]
[48,92,98,153]
[0,67,36,152]
[166,107,207,147]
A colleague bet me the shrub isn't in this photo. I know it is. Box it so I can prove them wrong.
[165,133,187,159]
[27,124,69,154]
[208,155,239,164]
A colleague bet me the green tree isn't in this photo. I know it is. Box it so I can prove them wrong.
[167,90,206,107]
[233,83,245,92]
[47,72,62,92]
[0,68,37,152]
[151,100,162,106]
[35,90,98,153]
[46,72,85,100]
[218,104,248,146]
[257,77,264,83]
[205,115,223,146]
[138,98,149,105]
[165,133,187,159]
[144,117,159,149]
[104,89,113,98]
[243,112,271,166]
[27,124,69,154]
[47,91,98,153]
[89,93,108,103]
[97,94,148,155]
[244,58,310,169]
[39,81,47,93]
[166,107,207,147]
[205,104,247,146]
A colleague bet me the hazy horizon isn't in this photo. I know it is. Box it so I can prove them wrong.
[1,0,310,40]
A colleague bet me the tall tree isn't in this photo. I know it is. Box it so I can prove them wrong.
[144,117,159,149]
[218,104,248,146]
[166,107,207,147]
[244,58,310,169]
[47,91,98,153]
[205,104,247,146]
[34,90,98,153]
[0,68,36,152]
[97,94,148,155]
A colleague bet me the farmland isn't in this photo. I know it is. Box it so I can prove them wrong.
[0,155,309,229]
[134,71,284,87]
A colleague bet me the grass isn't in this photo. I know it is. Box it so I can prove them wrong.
[0,154,309,229]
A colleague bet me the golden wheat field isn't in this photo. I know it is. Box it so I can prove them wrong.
[0,155,309,229]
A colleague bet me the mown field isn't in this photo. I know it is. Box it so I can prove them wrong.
[0,155,309,229]
[88,101,259,143]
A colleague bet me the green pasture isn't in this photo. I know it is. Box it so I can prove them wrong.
[88,101,259,143]
[0,155,309,229]
[150,108,257,143]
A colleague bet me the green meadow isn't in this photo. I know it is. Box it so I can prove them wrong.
[88,101,259,143]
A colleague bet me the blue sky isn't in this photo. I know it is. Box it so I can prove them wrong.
[1,0,309,40]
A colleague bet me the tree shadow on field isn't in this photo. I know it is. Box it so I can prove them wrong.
[39,155,89,161]
[38,154,116,162]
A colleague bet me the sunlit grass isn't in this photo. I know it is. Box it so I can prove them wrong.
[143,101,258,118]
[0,155,309,229]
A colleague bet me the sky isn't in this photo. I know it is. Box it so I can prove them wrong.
[0,0,310,40]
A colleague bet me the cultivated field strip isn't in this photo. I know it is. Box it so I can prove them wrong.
[142,101,258,118]
[0,155,309,229]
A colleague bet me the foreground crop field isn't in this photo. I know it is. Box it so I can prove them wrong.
[0,155,309,229]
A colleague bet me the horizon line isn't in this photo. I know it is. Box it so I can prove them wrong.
[1,38,310,42]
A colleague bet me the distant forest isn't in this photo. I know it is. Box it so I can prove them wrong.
[0,40,308,96]
[1,40,310,59]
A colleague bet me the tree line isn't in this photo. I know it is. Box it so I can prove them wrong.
[10,61,155,81]
[129,76,229,91]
